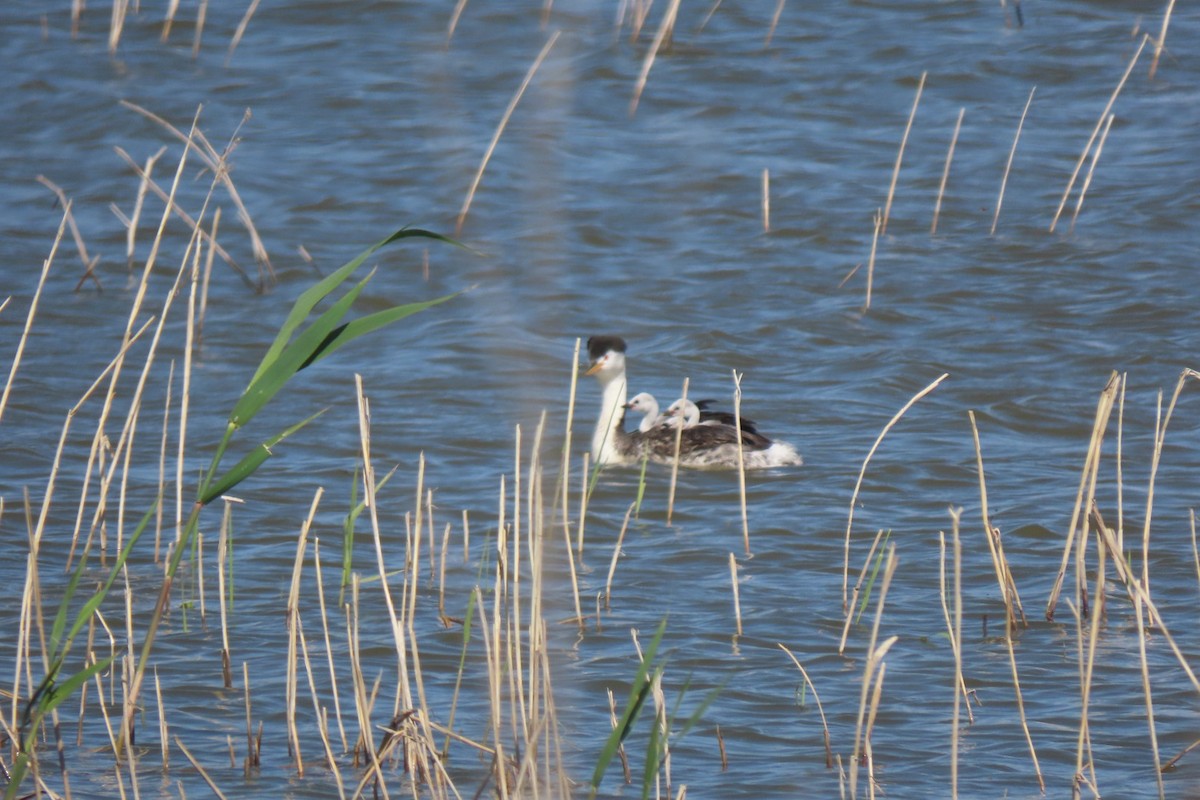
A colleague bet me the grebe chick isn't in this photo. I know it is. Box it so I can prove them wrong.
[625,392,670,433]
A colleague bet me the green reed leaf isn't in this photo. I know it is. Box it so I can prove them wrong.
[200,408,328,505]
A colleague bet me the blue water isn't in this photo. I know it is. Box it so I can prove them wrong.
[2,1,1199,797]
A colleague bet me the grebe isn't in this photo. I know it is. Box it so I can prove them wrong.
[585,335,802,470]
[625,392,670,432]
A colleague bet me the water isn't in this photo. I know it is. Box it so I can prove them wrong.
[2,1,1199,797]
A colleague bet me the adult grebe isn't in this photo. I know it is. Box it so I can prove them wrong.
[585,335,802,470]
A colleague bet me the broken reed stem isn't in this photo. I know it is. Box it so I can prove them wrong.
[990,86,1036,236]
[729,553,742,637]
[969,410,1025,629]
[285,488,323,774]
[931,108,964,236]
[630,0,682,116]
[1149,0,1176,79]
[605,502,636,610]
[848,545,898,800]
[243,662,258,773]
[1075,526,1105,797]
[862,209,880,313]
[778,644,833,768]
[218,497,239,689]
[666,377,690,526]
[457,31,561,235]
[1050,34,1148,232]
[1069,112,1115,232]
[154,667,168,769]
[1045,371,1120,620]
[880,71,925,236]
[732,371,750,556]
[192,0,209,57]
[842,373,948,613]
[0,205,67,426]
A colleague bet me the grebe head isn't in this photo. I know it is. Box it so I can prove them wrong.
[665,398,701,428]
[585,335,628,384]
[624,392,658,415]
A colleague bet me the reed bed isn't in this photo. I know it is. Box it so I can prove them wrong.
[6,5,1200,799]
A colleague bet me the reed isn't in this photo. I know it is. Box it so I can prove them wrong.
[1149,0,1176,79]
[226,0,262,67]
[667,377,689,525]
[629,0,682,116]
[931,108,964,236]
[968,410,1026,629]
[732,371,751,556]
[764,0,786,48]
[761,168,771,232]
[990,87,1035,236]
[1050,34,1149,233]
[842,373,948,613]
[862,209,880,312]
[848,546,898,800]
[881,71,926,236]
[457,32,562,236]
[728,553,742,637]
[778,644,833,767]
[1069,112,1115,233]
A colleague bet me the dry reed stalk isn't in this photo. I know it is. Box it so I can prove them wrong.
[1192,509,1200,593]
[842,373,947,611]
[605,503,637,610]
[761,169,770,232]
[764,0,786,48]
[1095,508,1164,798]
[696,0,724,33]
[559,339,582,535]
[197,206,221,342]
[577,452,590,560]
[1045,372,1120,620]
[446,0,472,42]
[108,0,128,54]
[938,516,972,726]
[0,205,65,425]
[225,0,262,66]
[154,361,174,562]
[242,662,258,773]
[880,71,925,236]
[153,667,170,769]
[1149,0,1176,79]
[862,209,880,312]
[1114,373,1127,554]
[193,0,209,57]
[990,86,1036,236]
[457,32,561,235]
[667,377,690,525]
[36,177,100,291]
[778,644,833,767]
[438,522,452,622]
[1069,112,1115,233]
[217,497,240,688]
[162,0,181,41]
[112,147,246,283]
[296,614,346,797]
[1050,34,1149,232]
[119,103,271,284]
[837,528,887,654]
[848,543,899,800]
[285,489,323,774]
[629,0,682,116]
[1077,527,1107,792]
[112,146,165,268]
[607,688,633,783]
[931,108,964,235]
[968,410,1026,628]
[476,585,510,800]
[346,578,389,794]
[732,371,750,555]
[863,660,888,800]
[175,736,230,800]
[1140,369,1200,602]
[311,539,349,753]
[729,553,743,637]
